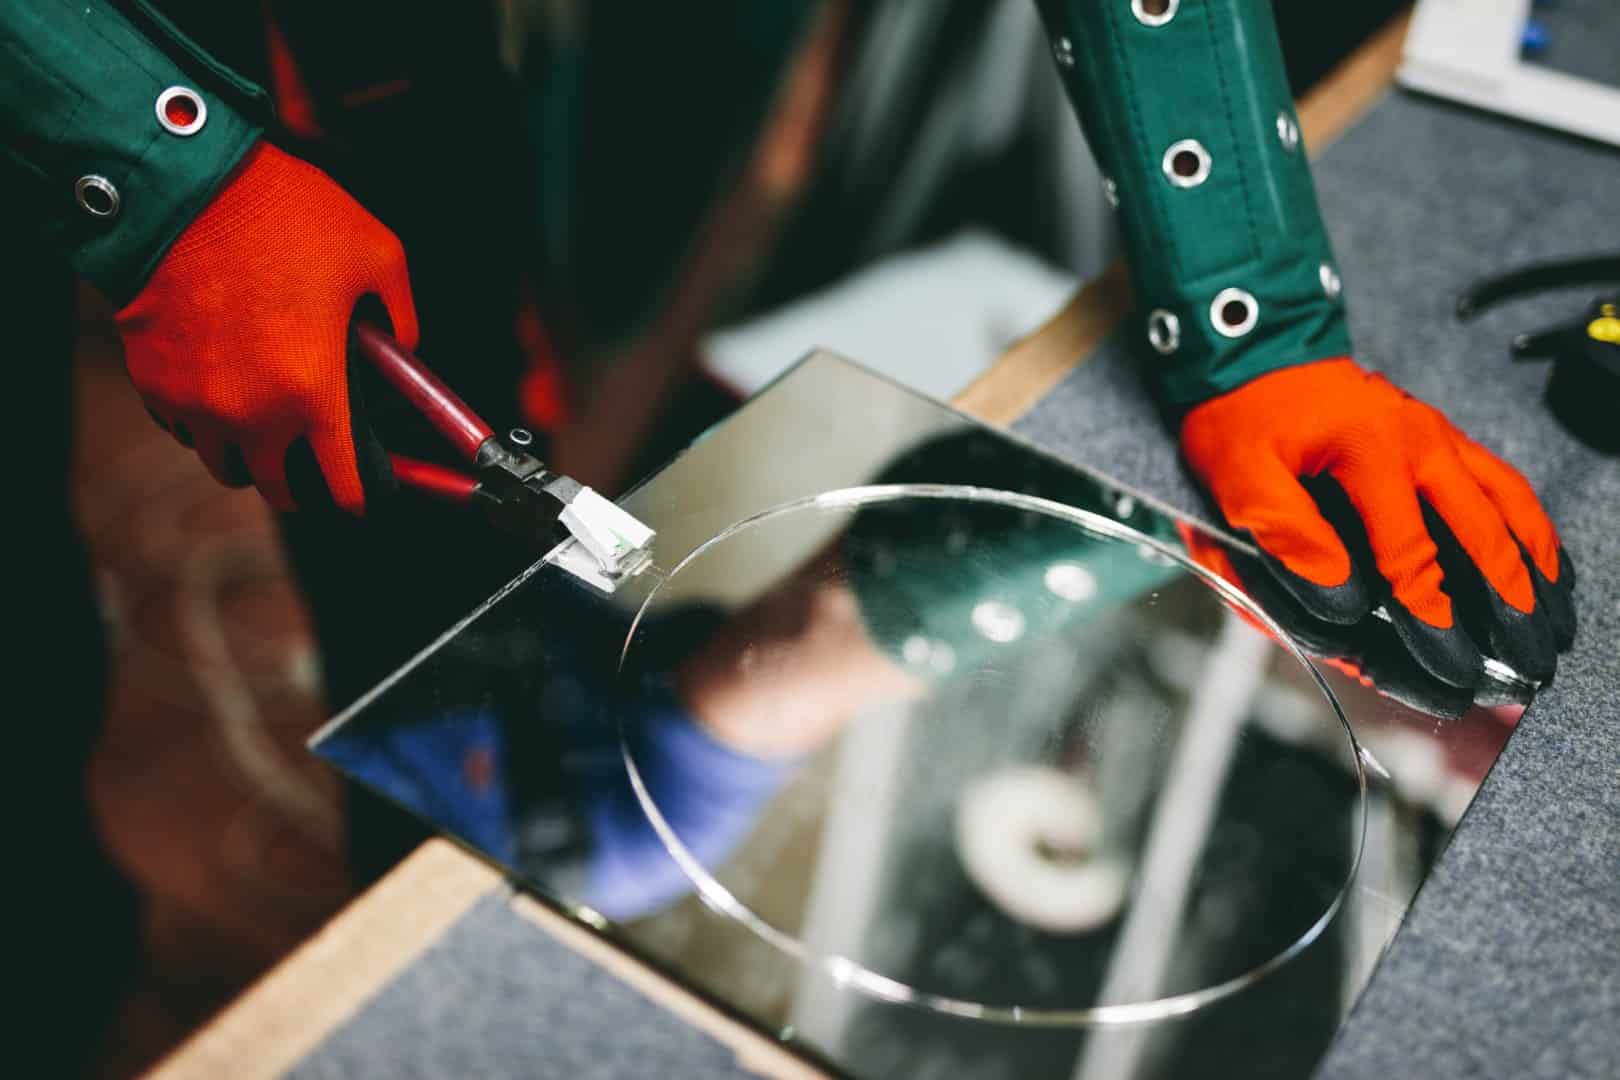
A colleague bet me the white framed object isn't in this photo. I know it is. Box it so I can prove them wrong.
[1399,0,1620,146]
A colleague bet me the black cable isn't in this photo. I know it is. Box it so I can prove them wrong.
[1455,253,1620,320]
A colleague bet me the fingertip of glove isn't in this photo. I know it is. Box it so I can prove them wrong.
[1558,545,1577,590]
[1482,585,1558,683]
[1256,550,1374,625]
[1528,543,1577,651]
[1384,601,1484,690]
[285,436,362,517]
[1418,501,1559,684]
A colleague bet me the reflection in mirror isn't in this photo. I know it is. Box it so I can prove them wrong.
[616,485,1363,1026]
[313,352,1535,1079]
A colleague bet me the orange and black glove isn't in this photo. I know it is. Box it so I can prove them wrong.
[1180,358,1575,689]
[116,141,418,515]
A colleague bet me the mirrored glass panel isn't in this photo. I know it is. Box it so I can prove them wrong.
[314,352,1533,1079]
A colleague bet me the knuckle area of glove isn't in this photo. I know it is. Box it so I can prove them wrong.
[1299,408,1408,471]
[157,374,338,435]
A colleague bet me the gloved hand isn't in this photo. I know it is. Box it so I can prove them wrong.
[1180,358,1575,689]
[115,141,418,514]
[1178,522,1477,719]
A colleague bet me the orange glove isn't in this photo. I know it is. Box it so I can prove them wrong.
[1180,358,1575,689]
[116,142,418,514]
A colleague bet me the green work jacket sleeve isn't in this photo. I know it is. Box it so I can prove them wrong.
[1035,0,1353,406]
[1,0,270,304]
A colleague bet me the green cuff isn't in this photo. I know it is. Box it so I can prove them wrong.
[1,0,269,303]
[1036,0,1352,406]
[1146,244,1355,406]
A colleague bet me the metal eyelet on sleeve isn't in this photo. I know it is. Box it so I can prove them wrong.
[1162,139,1211,188]
[1147,309,1181,354]
[1131,0,1179,27]
[1052,36,1076,69]
[1210,288,1259,338]
[1103,176,1119,209]
[1276,110,1300,153]
[1320,263,1342,299]
[75,175,120,219]
[155,86,207,136]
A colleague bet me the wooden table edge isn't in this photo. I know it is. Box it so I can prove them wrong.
[146,838,502,1080]
[146,12,1413,1078]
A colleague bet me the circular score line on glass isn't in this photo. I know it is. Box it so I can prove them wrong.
[615,483,1367,1027]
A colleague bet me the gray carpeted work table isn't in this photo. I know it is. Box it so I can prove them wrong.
[162,20,1618,1080]
[1020,96,1620,1080]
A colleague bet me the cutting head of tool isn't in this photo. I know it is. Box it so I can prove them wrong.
[350,321,656,584]
[470,433,656,583]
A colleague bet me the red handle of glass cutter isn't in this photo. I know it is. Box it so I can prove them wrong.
[352,321,494,463]
[388,453,479,502]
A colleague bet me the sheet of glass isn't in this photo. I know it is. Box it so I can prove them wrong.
[313,351,1534,1079]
